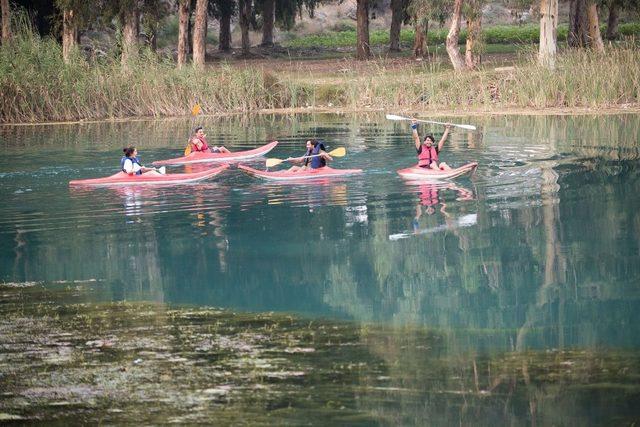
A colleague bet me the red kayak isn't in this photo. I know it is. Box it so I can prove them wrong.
[397,162,477,180]
[69,164,229,186]
[238,164,363,181]
[152,141,278,166]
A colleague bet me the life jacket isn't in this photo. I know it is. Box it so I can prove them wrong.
[121,156,142,175]
[418,144,439,167]
[193,135,209,152]
[306,143,326,169]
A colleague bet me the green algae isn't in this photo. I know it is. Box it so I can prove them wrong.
[1,283,640,425]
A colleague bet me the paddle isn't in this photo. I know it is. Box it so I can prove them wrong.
[265,147,346,168]
[184,104,202,156]
[156,166,166,175]
[385,114,476,131]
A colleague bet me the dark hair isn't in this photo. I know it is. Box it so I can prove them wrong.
[194,126,203,134]
[424,134,435,144]
[309,139,326,150]
[123,146,136,157]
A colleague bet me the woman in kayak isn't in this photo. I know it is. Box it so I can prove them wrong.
[121,146,156,175]
[412,119,452,170]
[190,126,230,154]
[288,139,334,172]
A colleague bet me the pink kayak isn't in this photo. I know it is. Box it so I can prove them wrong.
[69,164,229,186]
[397,162,477,180]
[152,141,278,166]
[238,164,363,181]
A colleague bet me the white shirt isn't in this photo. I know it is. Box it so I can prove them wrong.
[123,158,142,174]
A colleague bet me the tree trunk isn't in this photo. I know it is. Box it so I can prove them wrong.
[193,0,208,69]
[605,0,620,40]
[538,0,558,69]
[121,4,139,65]
[261,0,275,47]
[413,21,427,58]
[389,0,403,51]
[586,1,605,52]
[177,0,190,68]
[62,9,78,63]
[356,0,370,60]
[568,0,588,47]
[1,0,10,45]
[446,0,467,71]
[465,16,482,69]
[219,10,231,51]
[239,0,251,55]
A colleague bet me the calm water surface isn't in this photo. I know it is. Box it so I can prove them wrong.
[1,113,640,423]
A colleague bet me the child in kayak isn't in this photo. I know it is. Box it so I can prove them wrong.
[190,126,230,154]
[412,119,452,170]
[288,139,334,172]
[121,146,156,175]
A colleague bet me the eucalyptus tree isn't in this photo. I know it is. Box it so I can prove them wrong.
[356,0,370,59]
[192,0,208,68]
[1,0,10,44]
[463,0,483,68]
[177,0,189,66]
[238,0,251,55]
[210,0,235,51]
[389,0,406,51]
[54,0,94,62]
[407,0,449,58]
[586,0,604,52]
[446,0,467,70]
[539,0,558,68]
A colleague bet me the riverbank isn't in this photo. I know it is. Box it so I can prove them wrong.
[2,26,639,124]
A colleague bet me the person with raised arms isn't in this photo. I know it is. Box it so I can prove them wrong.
[189,126,230,154]
[411,118,452,171]
[288,139,334,172]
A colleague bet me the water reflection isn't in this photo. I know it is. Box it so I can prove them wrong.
[0,113,639,352]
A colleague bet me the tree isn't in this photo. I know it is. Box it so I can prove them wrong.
[605,0,621,40]
[446,0,467,70]
[539,0,558,69]
[193,0,208,68]
[177,0,190,67]
[586,0,604,52]
[1,0,10,45]
[356,0,370,59]
[55,0,92,63]
[464,0,483,69]
[121,1,140,65]
[389,0,404,51]
[259,0,275,46]
[408,0,428,58]
[568,0,589,47]
[238,0,251,55]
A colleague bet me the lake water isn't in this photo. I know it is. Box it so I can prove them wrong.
[1,113,639,423]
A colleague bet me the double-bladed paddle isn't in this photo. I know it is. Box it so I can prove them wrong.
[385,114,476,131]
[184,104,202,156]
[266,147,346,168]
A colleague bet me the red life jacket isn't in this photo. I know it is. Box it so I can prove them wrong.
[418,144,438,167]
[193,135,209,152]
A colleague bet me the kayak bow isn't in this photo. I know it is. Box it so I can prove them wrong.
[153,141,278,166]
[69,164,229,186]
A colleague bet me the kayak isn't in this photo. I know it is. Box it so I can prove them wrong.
[238,164,363,181]
[152,141,278,166]
[397,162,478,180]
[69,164,229,186]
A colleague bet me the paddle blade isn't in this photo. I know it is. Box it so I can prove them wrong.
[184,145,192,156]
[385,114,409,121]
[266,158,284,168]
[158,166,166,175]
[191,104,201,116]
[329,147,346,157]
[455,124,477,131]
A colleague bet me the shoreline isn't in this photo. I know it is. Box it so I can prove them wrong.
[2,104,639,127]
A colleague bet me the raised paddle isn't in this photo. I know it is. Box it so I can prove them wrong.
[265,147,347,168]
[385,114,477,131]
[184,104,202,156]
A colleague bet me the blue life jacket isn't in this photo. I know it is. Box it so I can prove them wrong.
[309,143,326,169]
[120,156,142,175]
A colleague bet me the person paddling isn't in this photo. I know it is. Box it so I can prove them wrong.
[411,119,452,170]
[121,146,156,175]
[288,139,334,172]
[190,126,230,154]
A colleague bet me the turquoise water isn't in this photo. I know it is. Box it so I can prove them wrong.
[1,113,640,423]
[2,114,640,346]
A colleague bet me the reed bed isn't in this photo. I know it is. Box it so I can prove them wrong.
[1,21,638,124]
